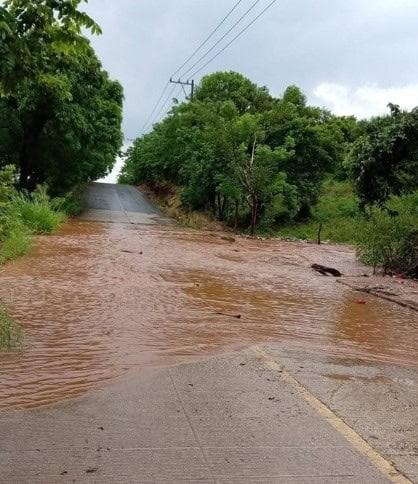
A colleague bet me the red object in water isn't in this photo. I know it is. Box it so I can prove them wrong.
[356,300,367,305]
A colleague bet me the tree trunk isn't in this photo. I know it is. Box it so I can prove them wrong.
[250,197,257,235]
[317,222,323,245]
[217,193,222,220]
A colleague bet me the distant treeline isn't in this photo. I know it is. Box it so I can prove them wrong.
[121,71,418,273]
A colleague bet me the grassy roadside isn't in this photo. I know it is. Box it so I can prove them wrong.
[0,168,74,349]
[271,180,359,244]
[144,179,417,276]
[0,186,67,265]
[142,180,361,242]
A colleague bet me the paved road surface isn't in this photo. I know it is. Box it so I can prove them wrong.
[79,183,170,224]
[0,183,416,483]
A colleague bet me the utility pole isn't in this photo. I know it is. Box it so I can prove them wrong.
[169,78,195,101]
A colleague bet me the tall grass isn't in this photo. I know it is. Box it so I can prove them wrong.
[0,167,67,264]
[273,180,359,243]
[0,226,32,264]
[11,185,66,234]
[0,304,22,350]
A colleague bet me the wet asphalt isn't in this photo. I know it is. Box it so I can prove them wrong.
[79,183,170,224]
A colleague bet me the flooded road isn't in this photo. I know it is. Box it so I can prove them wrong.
[0,212,417,410]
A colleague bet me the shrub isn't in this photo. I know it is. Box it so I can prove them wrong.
[0,225,32,264]
[1,167,66,264]
[355,193,418,273]
[0,305,22,350]
[60,190,84,216]
[11,185,66,234]
[273,180,360,243]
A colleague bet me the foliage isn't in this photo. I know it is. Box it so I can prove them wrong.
[273,180,360,243]
[60,187,86,216]
[0,304,22,350]
[355,192,418,273]
[11,186,66,234]
[0,0,101,92]
[121,73,351,232]
[0,0,123,194]
[0,166,65,264]
[0,225,31,264]
[348,105,418,208]
[194,71,273,114]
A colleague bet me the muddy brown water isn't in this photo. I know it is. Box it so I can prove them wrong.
[0,221,417,410]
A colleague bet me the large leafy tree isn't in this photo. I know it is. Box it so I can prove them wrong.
[0,0,101,90]
[122,75,348,231]
[264,86,340,216]
[0,0,123,193]
[195,71,273,115]
[348,104,418,208]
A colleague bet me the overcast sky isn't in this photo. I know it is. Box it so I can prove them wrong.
[84,0,418,181]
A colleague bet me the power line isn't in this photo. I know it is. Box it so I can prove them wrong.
[140,2,245,138]
[189,0,278,79]
[143,83,180,133]
[178,0,262,80]
[140,81,170,134]
[171,0,245,79]
[138,0,278,138]
[157,85,183,124]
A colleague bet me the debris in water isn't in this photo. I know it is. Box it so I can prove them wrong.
[311,264,342,277]
[214,311,242,319]
[86,468,98,474]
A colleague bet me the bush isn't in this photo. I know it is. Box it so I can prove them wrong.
[0,166,66,264]
[60,191,83,216]
[11,185,66,234]
[0,225,32,264]
[273,180,360,243]
[0,305,22,350]
[356,193,418,273]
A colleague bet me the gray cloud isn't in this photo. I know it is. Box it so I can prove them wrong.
[84,0,418,140]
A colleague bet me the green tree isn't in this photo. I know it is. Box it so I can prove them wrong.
[195,71,272,114]
[0,0,100,91]
[348,104,418,208]
[264,86,338,217]
[122,77,350,232]
[0,1,123,193]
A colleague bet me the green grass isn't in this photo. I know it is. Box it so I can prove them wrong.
[14,200,66,234]
[274,180,360,243]
[11,186,67,234]
[0,304,22,350]
[0,184,67,265]
[0,226,32,264]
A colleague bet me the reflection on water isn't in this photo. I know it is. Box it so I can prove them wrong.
[0,221,416,409]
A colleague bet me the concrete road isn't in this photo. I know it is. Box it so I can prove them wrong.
[79,183,171,224]
[2,347,415,483]
[1,183,416,483]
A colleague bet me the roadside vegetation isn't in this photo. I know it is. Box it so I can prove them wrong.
[121,72,417,275]
[0,165,66,264]
[0,1,123,346]
[0,0,123,260]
